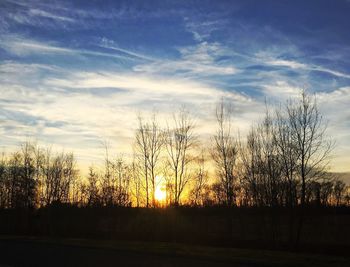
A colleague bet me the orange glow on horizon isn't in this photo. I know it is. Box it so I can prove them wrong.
[155,176,166,204]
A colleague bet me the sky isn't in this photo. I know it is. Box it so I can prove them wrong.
[0,0,350,172]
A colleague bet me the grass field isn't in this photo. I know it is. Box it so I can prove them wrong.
[0,236,349,267]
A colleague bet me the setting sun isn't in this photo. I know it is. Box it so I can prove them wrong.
[155,176,166,202]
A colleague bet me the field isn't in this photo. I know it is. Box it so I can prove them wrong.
[0,206,349,266]
[0,236,349,267]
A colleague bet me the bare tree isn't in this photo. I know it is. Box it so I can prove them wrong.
[130,153,143,207]
[285,89,333,247]
[240,126,262,206]
[287,90,333,207]
[333,179,346,206]
[145,115,165,207]
[258,109,283,207]
[275,106,299,207]
[33,144,45,207]
[0,153,8,208]
[39,148,78,205]
[211,182,226,206]
[134,114,164,207]
[86,166,100,206]
[189,151,209,206]
[211,100,238,206]
[2,142,37,209]
[20,142,37,208]
[100,143,114,206]
[113,156,131,206]
[41,147,53,206]
[166,108,196,206]
[242,109,285,208]
[135,116,150,207]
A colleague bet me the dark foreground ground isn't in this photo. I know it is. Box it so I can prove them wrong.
[2,207,350,256]
[0,237,349,267]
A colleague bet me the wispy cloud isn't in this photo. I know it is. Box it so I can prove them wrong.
[99,37,154,62]
[44,71,235,102]
[134,42,237,77]
[317,87,350,172]
[0,36,72,55]
[255,51,350,79]
[1,0,76,31]
[265,59,308,69]
[0,35,147,62]
[262,81,302,100]
[184,17,228,42]
[28,8,75,22]
[0,61,258,165]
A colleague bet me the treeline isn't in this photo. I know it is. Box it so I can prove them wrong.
[0,144,77,209]
[0,90,349,209]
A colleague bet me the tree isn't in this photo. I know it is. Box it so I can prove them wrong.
[134,114,164,207]
[130,153,142,207]
[86,166,100,206]
[333,179,346,206]
[189,151,209,206]
[38,148,78,206]
[274,106,299,207]
[112,156,131,206]
[0,154,8,208]
[286,90,333,207]
[240,115,283,208]
[4,143,37,209]
[258,109,283,207]
[20,142,37,208]
[166,108,196,206]
[286,89,333,248]
[211,100,238,206]
[240,126,263,206]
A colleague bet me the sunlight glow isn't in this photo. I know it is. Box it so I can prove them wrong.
[155,176,166,202]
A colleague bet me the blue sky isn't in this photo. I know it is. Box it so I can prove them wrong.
[0,0,350,171]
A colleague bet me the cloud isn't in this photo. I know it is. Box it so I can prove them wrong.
[0,35,146,62]
[0,61,59,73]
[134,42,238,77]
[1,0,76,30]
[0,62,258,167]
[255,50,350,79]
[0,36,72,56]
[317,87,350,127]
[262,81,303,100]
[311,67,350,79]
[44,71,236,103]
[265,59,308,69]
[317,87,350,172]
[99,37,154,62]
[28,8,75,22]
[184,17,228,42]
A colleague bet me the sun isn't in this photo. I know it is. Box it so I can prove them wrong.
[155,176,166,202]
[155,186,166,202]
